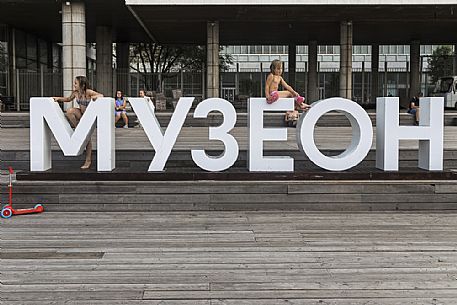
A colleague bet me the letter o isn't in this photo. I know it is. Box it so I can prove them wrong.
[297,98,373,171]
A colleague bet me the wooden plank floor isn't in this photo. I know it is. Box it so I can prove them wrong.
[2,211,457,304]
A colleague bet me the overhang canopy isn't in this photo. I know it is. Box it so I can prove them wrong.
[126,1,457,45]
[0,0,148,42]
[1,0,456,45]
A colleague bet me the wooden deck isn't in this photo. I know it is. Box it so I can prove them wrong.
[2,211,457,304]
[2,119,457,303]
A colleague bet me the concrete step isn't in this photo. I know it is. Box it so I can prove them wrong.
[4,149,457,172]
[4,178,457,212]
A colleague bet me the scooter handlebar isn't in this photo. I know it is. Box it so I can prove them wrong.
[8,167,13,174]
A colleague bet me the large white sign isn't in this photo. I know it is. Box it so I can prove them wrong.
[30,96,444,172]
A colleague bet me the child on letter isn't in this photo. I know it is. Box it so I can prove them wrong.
[265,59,310,111]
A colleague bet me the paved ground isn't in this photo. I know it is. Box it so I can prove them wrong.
[2,211,457,304]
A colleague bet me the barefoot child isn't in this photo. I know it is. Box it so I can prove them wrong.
[53,76,103,169]
[265,59,310,111]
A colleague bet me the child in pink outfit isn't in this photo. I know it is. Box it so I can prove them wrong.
[265,59,310,111]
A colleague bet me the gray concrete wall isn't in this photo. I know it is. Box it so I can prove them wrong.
[307,41,319,102]
[206,21,219,98]
[339,21,353,99]
[96,26,113,96]
[62,1,86,108]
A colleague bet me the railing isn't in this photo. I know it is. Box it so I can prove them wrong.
[1,68,436,111]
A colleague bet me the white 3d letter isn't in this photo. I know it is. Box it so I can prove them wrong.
[129,97,194,171]
[297,98,373,171]
[30,97,115,171]
[191,98,239,171]
[248,98,294,171]
[376,97,444,171]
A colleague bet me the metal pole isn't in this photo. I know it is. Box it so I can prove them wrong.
[235,63,239,95]
[406,61,410,98]
[260,62,263,97]
[361,61,365,104]
[317,61,320,99]
[180,68,184,93]
[384,61,388,97]
[136,61,140,94]
[420,55,423,93]
[16,71,20,111]
[424,71,428,96]
[202,63,205,100]
[304,61,308,98]
[40,65,44,96]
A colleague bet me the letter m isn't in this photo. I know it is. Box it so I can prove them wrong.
[30,97,115,171]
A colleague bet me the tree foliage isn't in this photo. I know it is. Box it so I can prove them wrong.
[130,43,233,91]
[0,42,7,71]
[427,45,455,83]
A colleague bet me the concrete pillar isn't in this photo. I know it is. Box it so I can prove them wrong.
[206,21,219,98]
[339,21,353,99]
[96,26,113,96]
[62,1,86,108]
[116,43,129,94]
[307,40,319,102]
[288,44,296,89]
[371,44,379,102]
[409,40,421,98]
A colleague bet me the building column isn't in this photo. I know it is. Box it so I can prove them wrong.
[288,44,296,89]
[116,43,129,94]
[62,1,86,108]
[409,40,421,98]
[206,21,219,99]
[339,21,353,99]
[307,40,319,102]
[96,26,113,96]
[371,44,379,102]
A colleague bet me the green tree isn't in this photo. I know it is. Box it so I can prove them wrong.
[427,45,454,83]
[130,43,233,91]
[0,42,6,71]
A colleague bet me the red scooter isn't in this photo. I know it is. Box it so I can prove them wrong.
[1,167,44,218]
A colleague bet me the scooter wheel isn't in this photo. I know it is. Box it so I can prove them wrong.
[1,207,13,219]
[34,204,44,212]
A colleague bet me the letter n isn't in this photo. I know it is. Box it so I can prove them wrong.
[376,97,444,171]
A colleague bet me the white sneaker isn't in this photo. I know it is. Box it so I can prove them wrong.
[123,125,128,128]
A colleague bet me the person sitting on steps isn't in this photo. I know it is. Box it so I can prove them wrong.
[114,90,129,128]
[408,92,423,125]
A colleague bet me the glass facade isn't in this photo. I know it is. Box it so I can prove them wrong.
[0,26,63,110]
[224,44,435,56]
[13,29,60,71]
